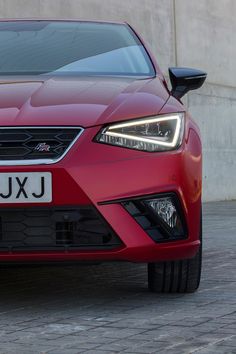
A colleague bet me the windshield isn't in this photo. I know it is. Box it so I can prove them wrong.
[0,21,155,77]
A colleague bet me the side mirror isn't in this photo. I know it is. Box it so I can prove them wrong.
[169,67,207,99]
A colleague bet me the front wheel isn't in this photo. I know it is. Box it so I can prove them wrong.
[148,247,202,293]
[148,214,202,293]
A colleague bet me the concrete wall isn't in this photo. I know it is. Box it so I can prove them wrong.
[0,0,235,201]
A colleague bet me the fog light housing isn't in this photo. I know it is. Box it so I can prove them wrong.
[144,196,185,238]
[145,197,178,227]
[122,194,187,242]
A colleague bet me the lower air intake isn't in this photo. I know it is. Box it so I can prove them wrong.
[0,207,122,252]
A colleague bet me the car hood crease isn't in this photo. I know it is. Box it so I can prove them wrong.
[0,76,169,127]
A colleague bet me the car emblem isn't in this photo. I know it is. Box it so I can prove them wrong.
[34,142,51,152]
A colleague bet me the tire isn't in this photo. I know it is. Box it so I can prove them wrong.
[148,214,202,294]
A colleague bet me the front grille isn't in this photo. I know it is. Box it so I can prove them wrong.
[0,127,82,162]
[0,207,122,252]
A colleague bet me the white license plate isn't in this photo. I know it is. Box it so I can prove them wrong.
[0,172,52,203]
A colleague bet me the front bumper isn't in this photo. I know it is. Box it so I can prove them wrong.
[0,124,202,263]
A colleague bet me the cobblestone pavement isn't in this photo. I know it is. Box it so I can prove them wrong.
[0,201,235,354]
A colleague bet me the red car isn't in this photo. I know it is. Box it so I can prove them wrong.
[0,20,206,293]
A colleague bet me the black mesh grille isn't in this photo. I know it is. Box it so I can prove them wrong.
[0,128,82,160]
[0,207,122,252]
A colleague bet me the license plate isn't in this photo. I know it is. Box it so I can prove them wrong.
[0,172,52,203]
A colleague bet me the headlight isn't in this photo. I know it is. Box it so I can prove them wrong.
[95,113,184,152]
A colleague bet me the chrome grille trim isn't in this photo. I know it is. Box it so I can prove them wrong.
[0,126,84,166]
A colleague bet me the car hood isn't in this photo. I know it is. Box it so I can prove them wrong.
[0,76,169,127]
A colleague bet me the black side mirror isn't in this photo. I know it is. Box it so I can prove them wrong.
[169,67,207,99]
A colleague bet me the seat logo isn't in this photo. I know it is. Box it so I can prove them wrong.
[34,142,51,152]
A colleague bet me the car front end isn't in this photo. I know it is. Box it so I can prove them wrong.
[0,19,206,292]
